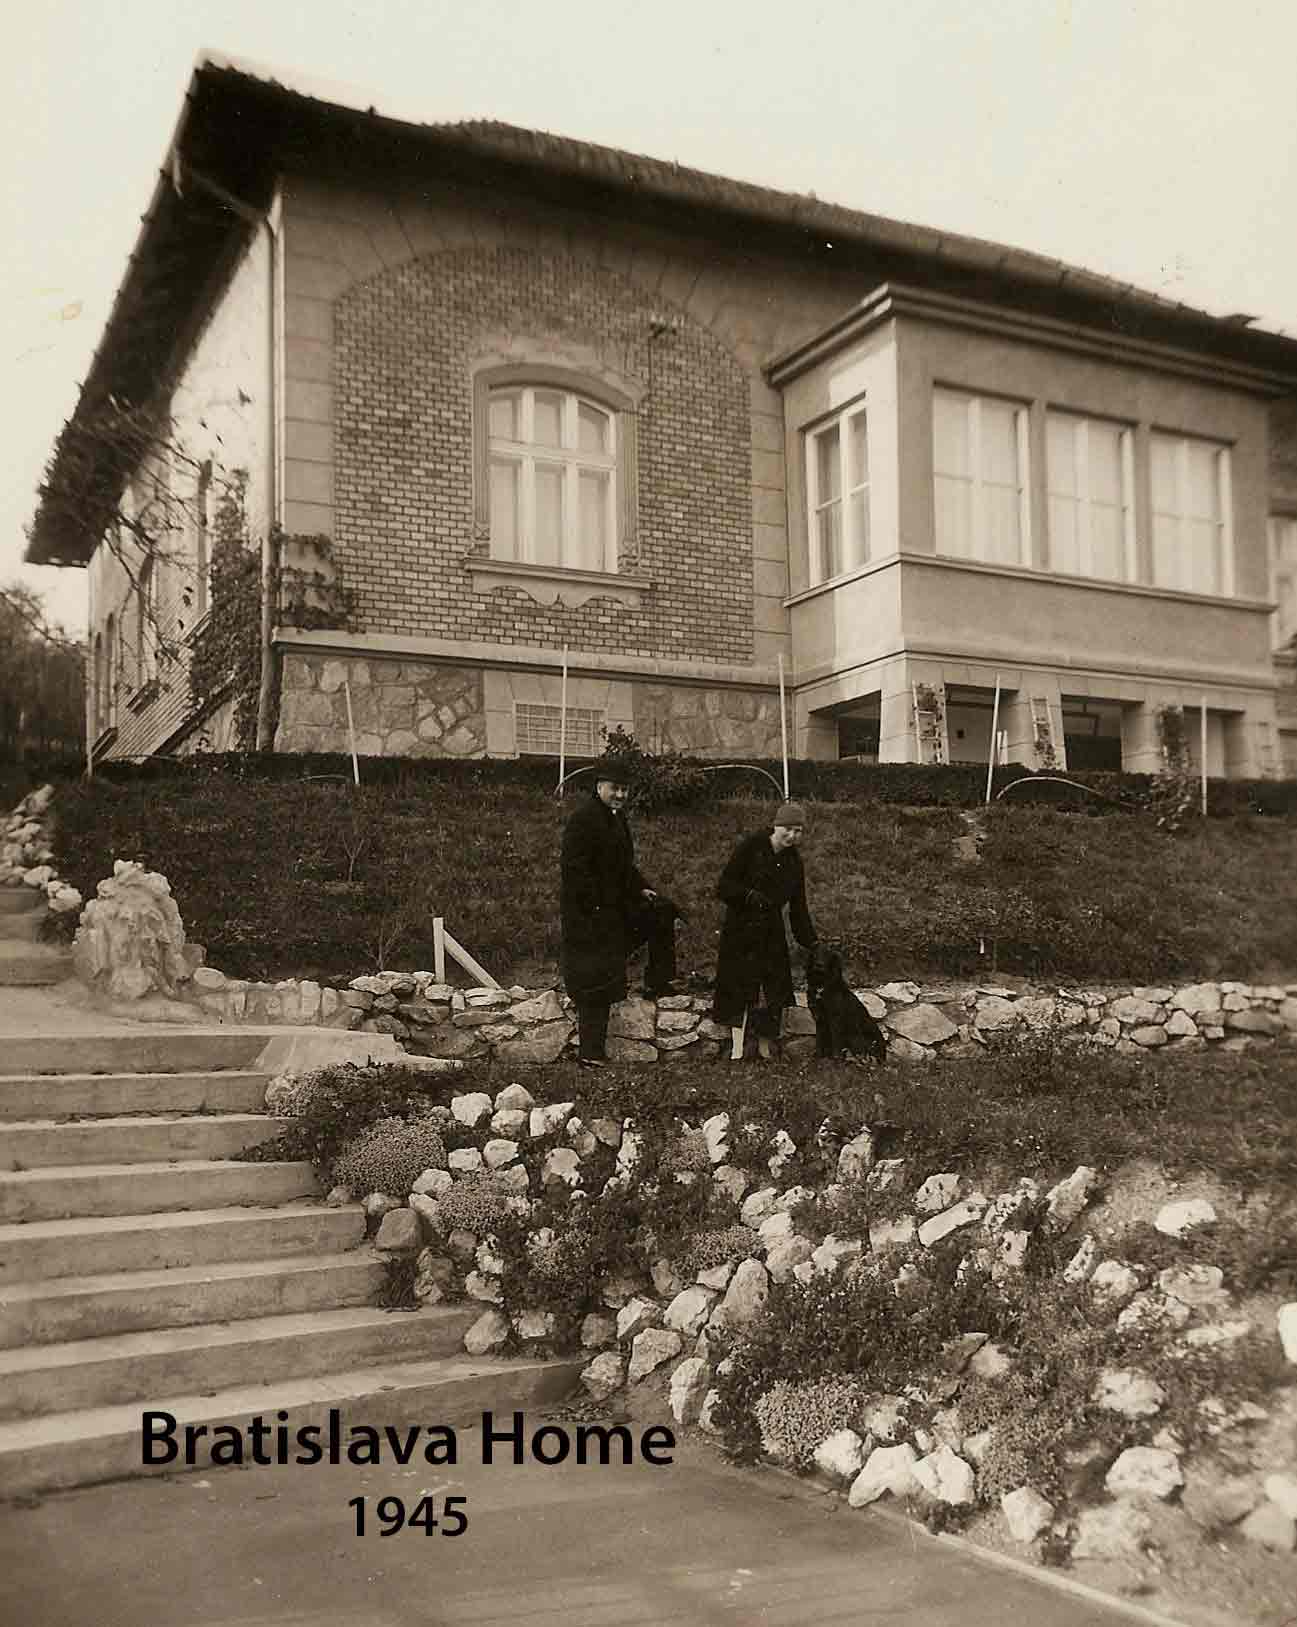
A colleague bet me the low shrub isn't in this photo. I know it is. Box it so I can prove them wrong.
[334,1116,449,1198]
[753,1376,868,1468]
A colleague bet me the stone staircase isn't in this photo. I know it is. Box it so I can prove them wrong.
[0,885,73,987]
[0,1028,579,1499]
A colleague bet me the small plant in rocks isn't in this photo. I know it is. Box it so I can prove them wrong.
[754,1376,869,1469]
[333,1117,448,1198]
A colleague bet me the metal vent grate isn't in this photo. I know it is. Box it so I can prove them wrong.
[514,702,605,756]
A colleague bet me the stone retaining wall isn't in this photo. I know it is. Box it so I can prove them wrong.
[186,966,1297,1062]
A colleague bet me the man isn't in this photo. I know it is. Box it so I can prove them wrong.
[711,801,817,1062]
[560,758,682,1068]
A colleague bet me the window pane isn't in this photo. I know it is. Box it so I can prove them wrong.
[934,476,972,557]
[816,424,842,501]
[534,464,563,564]
[848,412,868,493]
[577,401,610,454]
[1090,506,1124,580]
[490,459,519,559]
[980,401,1020,486]
[1186,519,1219,594]
[1047,415,1079,498]
[1151,436,1178,512]
[578,469,609,571]
[847,489,869,568]
[1185,443,1219,519]
[1152,513,1179,588]
[933,391,968,477]
[1088,423,1124,505]
[818,502,843,580]
[489,392,518,441]
[983,485,1022,563]
[533,392,563,448]
[1049,496,1080,575]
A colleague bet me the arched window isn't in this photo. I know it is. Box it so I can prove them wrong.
[488,385,617,572]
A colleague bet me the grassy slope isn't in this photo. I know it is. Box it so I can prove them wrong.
[51,775,1297,985]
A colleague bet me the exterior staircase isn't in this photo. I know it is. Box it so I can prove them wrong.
[0,1027,580,1499]
[0,885,73,987]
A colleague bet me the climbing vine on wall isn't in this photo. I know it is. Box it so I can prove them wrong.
[190,487,360,752]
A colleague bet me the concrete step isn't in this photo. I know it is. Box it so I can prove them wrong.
[0,1250,385,1348]
[0,1070,271,1121]
[0,909,46,943]
[0,1113,287,1170]
[0,1201,364,1285]
[0,1032,266,1078]
[0,942,75,986]
[0,1353,585,1497]
[0,890,41,916]
[0,1304,479,1421]
[0,1158,319,1224]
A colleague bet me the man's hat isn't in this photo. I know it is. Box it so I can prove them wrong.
[773,801,807,827]
[593,757,632,786]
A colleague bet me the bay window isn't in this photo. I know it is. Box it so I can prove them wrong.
[1271,514,1297,649]
[933,388,1031,566]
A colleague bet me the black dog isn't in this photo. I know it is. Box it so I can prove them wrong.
[806,946,888,1063]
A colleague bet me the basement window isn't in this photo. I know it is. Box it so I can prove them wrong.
[514,702,605,756]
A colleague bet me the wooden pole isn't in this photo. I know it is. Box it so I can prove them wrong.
[1201,693,1208,818]
[985,675,1002,805]
[433,916,446,984]
[778,653,790,799]
[343,680,360,786]
[442,926,501,989]
[559,645,569,791]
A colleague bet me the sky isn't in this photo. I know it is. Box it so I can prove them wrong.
[4,0,1295,640]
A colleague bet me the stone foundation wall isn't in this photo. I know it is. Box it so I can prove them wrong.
[186,966,1297,1061]
[632,682,785,757]
[275,652,485,756]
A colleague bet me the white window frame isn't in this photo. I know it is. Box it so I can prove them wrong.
[489,387,619,573]
[514,701,606,757]
[805,401,870,585]
[932,388,1032,567]
[1045,411,1137,583]
[1271,514,1297,649]
[136,555,158,688]
[1150,432,1235,598]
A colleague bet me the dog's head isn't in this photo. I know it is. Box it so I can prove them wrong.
[806,943,844,999]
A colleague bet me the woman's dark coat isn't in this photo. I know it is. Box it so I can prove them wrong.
[560,792,648,1004]
[711,829,816,1027]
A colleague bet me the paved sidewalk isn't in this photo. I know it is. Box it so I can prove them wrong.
[0,1435,1182,1627]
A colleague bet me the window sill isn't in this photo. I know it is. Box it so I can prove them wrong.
[468,556,653,609]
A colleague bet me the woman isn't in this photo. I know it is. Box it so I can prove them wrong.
[711,801,817,1061]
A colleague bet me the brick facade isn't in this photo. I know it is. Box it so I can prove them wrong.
[333,247,752,664]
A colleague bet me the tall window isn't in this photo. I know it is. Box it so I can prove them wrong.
[1271,515,1297,649]
[932,389,1031,566]
[806,404,869,584]
[193,460,213,624]
[1046,412,1135,582]
[489,387,617,572]
[136,556,157,687]
[92,632,105,734]
[104,614,118,729]
[1150,433,1233,596]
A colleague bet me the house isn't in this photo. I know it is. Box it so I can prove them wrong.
[26,53,1297,779]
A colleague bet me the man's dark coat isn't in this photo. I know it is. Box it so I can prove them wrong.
[560,793,648,1004]
[711,828,816,1027]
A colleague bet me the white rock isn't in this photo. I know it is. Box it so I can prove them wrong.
[1116,1292,1191,1333]
[513,1310,556,1341]
[580,1313,617,1349]
[1043,1166,1099,1233]
[914,1173,960,1213]
[837,1130,876,1184]
[813,1429,868,1483]
[1181,1320,1252,1349]
[490,1108,528,1135]
[448,1148,484,1174]
[1154,1198,1217,1236]
[869,1216,917,1251]
[847,1443,920,1506]
[698,1388,723,1434]
[493,1081,535,1111]
[1277,1302,1297,1363]
[913,1445,976,1505]
[464,1270,502,1303]
[1063,1235,1097,1284]
[669,1356,711,1426]
[581,1351,626,1401]
[529,1101,574,1138]
[482,1138,520,1170]
[628,1327,684,1383]
[664,1286,719,1338]
[1238,1503,1296,1553]
[1106,1446,1183,1500]
[1158,1264,1227,1306]
[702,1112,730,1164]
[713,1258,771,1328]
[1000,1486,1055,1544]
[1093,1369,1166,1417]
[763,1237,814,1284]
[1264,1474,1297,1519]
[1073,1504,1153,1558]
[919,1198,987,1248]
[463,1309,509,1354]
[757,1210,794,1244]
[809,1234,863,1276]
[362,1193,401,1220]
[712,1164,749,1204]
[541,1147,582,1188]
[1090,1260,1140,1305]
